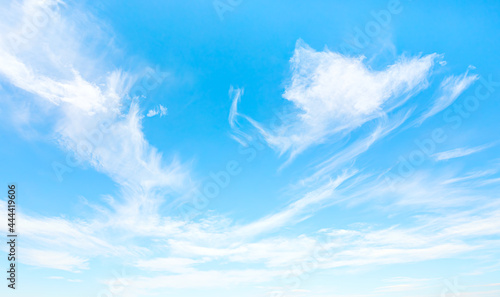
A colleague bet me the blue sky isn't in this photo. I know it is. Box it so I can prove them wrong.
[1,0,500,296]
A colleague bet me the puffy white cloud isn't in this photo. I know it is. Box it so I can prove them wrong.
[232,40,439,160]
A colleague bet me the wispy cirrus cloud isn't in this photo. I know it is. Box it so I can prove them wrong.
[433,143,495,161]
[418,69,479,124]
[0,0,191,214]
[230,40,440,162]
[0,0,191,272]
[1,2,499,297]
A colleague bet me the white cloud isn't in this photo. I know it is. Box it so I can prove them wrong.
[0,50,119,114]
[231,40,439,160]
[228,86,243,128]
[374,277,440,293]
[129,269,282,289]
[232,171,355,238]
[0,0,191,221]
[146,104,168,117]
[314,209,500,270]
[21,248,89,272]
[0,0,189,273]
[136,257,200,273]
[228,86,254,146]
[166,236,320,269]
[1,2,499,295]
[418,70,479,124]
[301,110,410,184]
[442,169,497,184]
[433,143,494,161]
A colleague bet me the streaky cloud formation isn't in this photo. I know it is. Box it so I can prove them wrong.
[418,69,479,124]
[432,144,495,161]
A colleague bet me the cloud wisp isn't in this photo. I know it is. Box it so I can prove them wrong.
[432,143,495,161]
[418,69,479,124]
